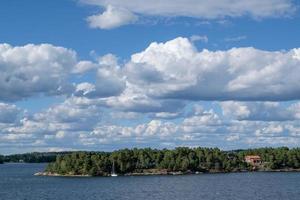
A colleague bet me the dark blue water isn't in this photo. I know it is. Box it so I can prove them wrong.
[0,163,300,200]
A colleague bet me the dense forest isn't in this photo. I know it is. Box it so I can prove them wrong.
[45,147,300,176]
[2,152,71,163]
[0,155,3,164]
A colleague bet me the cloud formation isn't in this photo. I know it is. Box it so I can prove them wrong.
[3,100,300,153]
[220,101,297,121]
[125,37,300,101]
[0,43,77,101]
[87,5,138,29]
[82,0,296,28]
[0,103,23,124]
[4,38,298,105]
[74,54,126,98]
[1,37,300,153]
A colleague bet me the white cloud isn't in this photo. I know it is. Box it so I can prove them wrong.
[220,101,300,122]
[255,124,284,136]
[226,134,240,141]
[97,53,119,66]
[288,102,300,119]
[71,37,300,116]
[94,56,126,97]
[2,98,300,151]
[190,35,208,43]
[33,97,102,129]
[0,103,23,124]
[75,107,300,149]
[220,101,295,121]
[153,112,182,119]
[87,5,138,29]
[75,82,97,96]
[221,101,251,119]
[91,76,186,113]
[74,54,126,98]
[285,124,300,136]
[55,131,66,139]
[126,37,300,101]
[82,0,295,28]
[73,61,97,74]
[0,97,103,151]
[0,43,77,101]
[183,110,221,126]
[2,38,300,152]
[109,111,141,120]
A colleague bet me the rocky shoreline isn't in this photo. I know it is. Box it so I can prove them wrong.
[34,171,195,177]
[258,168,300,172]
[34,172,92,177]
[34,168,300,177]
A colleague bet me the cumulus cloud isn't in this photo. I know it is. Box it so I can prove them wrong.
[73,61,98,74]
[0,97,103,152]
[255,124,284,136]
[126,37,300,101]
[289,102,300,119]
[87,5,138,29]
[0,103,23,124]
[220,101,296,121]
[32,97,102,131]
[152,112,183,119]
[2,38,300,152]
[82,0,295,28]
[2,98,300,152]
[74,54,126,98]
[97,82,186,113]
[0,43,77,101]
[94,56,126,97]
[72,37,300,118]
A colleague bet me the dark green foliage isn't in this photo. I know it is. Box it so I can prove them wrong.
[0,155,4,164]
[3,147,300,175]
[46,147,299,176]
[4,152,71,163]
[236,147,300,169]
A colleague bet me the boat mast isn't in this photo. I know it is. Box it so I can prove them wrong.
[112,160,115,174]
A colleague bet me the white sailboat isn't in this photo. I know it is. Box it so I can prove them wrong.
[111,160,118,177]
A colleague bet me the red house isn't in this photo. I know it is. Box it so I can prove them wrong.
[245,155,262,166]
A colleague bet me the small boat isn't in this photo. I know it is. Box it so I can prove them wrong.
[111,160,118,177]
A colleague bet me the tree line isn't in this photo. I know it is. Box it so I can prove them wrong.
[1,152,71,163]
[0,155,4,164]
[45,147,300,176]
[234,147,300,169]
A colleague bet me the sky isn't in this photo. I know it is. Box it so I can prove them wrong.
[1,0,300,154]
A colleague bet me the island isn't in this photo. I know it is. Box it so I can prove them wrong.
[41,147,300,177]
[1,152,71,163]
[0,155,3,164]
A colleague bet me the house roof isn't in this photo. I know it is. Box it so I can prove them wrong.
[245,155,261,159]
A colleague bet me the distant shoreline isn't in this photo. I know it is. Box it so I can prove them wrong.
[34,172,92,177]
[34,168,300,177]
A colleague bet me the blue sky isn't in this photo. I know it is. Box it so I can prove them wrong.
[1,0,300,154]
